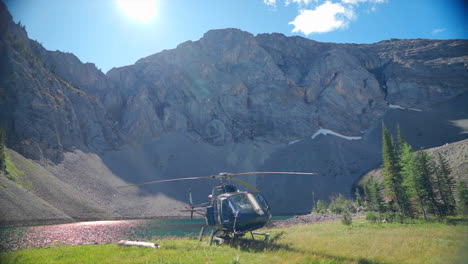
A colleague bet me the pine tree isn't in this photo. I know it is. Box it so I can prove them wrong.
[399,140,414,187]
[456,179,468,215]
[374,180,386,213]
[397,127,415,217]
[364,177,385,213]
[413,150,443,218]
[434,153,456,215]
[382,123,411,218]
[400,146,429,219]
[432,167,449,216]
[355,188,363,207]
[396,124,405,156]
[0,128,6,173]
[363,181,372,209]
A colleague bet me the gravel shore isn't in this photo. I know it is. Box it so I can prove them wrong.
[269,213,364,228]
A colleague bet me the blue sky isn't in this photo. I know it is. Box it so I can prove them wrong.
[4,0,467,73]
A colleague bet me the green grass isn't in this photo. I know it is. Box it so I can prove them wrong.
[1,220,466,264]
[3,153,24,186]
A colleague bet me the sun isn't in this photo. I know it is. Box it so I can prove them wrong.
[117,0,157,24]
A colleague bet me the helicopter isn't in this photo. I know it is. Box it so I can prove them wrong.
[118,171,316,245]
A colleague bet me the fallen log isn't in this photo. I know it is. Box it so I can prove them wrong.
[118,240,160,248]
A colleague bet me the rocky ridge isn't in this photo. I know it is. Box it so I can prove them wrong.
[102,29,467,147]
[0,3,120,163]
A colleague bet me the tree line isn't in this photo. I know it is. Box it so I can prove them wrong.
[313,124,467,224]
[360,124,467,221]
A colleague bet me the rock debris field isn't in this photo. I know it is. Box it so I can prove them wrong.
[270,213,363,228]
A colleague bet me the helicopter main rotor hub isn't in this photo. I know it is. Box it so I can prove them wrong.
[216,172,233,182]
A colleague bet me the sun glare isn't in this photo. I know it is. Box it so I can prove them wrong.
[117,0,157,24]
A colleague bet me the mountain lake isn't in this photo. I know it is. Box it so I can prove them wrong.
[0,217,291,251]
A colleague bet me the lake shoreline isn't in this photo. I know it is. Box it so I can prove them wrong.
[1,212,304,228]
[0,214,307,227]
[0,216,203,228]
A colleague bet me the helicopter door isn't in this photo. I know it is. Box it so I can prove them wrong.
[217,198,232,224]
[216,198,222,224]
[206,206,216,226]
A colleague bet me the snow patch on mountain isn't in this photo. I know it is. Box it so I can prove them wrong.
[389,104,422,112]
[311,128,362,140]
[288,139,302,145]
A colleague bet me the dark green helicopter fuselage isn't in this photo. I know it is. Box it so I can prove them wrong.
[205,185,272,234]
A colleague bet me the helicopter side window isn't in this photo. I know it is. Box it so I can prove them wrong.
[256,193,270,211]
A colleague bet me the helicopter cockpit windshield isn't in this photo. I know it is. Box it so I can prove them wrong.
[230,193,254,211]
[228,193,267,215]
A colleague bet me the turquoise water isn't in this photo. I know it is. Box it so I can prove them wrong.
[0,216,290,251]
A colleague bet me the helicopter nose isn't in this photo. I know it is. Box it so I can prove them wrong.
[234,211,270,231]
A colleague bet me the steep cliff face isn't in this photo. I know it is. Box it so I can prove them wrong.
[105,29,467,146]
[0,3,119,162]
[1,1,467,220]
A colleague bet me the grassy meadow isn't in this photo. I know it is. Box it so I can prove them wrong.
[1,219,466,264]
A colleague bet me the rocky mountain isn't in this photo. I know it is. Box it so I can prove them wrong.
[0,2,467,224]
[103,30,467,146]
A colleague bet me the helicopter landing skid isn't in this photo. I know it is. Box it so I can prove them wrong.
[198,225,208,242]
[198,226,225,245]
[199,227,271,246]
[209,229,225,245]
[250,231,270,241]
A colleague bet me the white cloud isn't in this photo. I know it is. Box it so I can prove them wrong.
[432,28,446,34]
[286,0,315,5]
[262,0,387,35]
[263,0,277,6]
[289,1,354,35]
[341,0,386,4]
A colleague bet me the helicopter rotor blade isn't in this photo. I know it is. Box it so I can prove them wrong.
[229,171,317,177]
[231,178,261,193]
[116,171,317,189]
[116,175,213,189]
